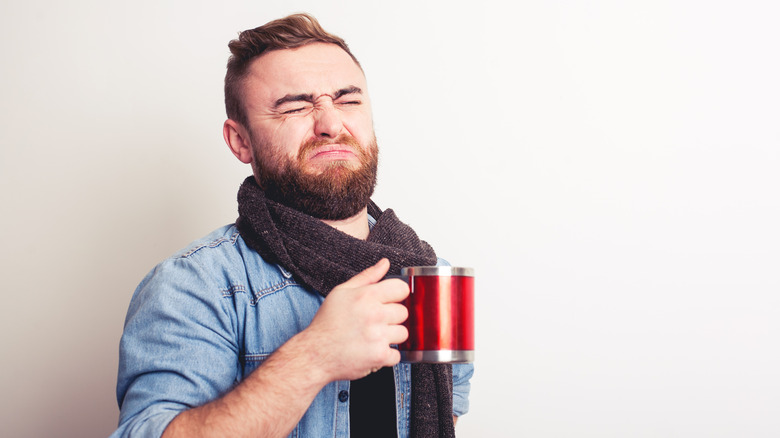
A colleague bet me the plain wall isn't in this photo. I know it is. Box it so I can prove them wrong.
[1,1,778,437]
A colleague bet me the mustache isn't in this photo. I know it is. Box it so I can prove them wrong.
[296,134,364,161]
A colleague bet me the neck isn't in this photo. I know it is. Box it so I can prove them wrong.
[320,207,370,240]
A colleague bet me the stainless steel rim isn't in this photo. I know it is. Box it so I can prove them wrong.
[400,266,474,277]
[400,350,474,363]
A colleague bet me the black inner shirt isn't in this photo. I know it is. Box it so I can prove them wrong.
[349,366,398,437]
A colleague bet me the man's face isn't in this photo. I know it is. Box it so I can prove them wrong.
[240,43,378,220]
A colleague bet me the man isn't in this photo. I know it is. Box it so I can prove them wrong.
[112,13,473,438]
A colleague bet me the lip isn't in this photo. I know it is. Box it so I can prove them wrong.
[309,144,357,160]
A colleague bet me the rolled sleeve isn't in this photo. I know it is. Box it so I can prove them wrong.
[452,362,474,417]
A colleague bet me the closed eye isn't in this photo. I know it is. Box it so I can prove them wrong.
[274,93,315,115]
[279,102,315,115]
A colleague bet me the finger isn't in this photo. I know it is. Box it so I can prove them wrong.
[382,302,409,325]
[381,348,402,367]
[375,279,410,304]
[340,258,390,289]
[385,324,409,345]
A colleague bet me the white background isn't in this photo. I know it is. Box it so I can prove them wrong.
[1,1,779,437]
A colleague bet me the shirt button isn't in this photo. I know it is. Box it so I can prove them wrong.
[338,390,349,402]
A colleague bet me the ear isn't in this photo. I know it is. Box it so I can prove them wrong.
[223,119,254,164]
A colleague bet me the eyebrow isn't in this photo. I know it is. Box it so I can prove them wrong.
[273,86,363,109]
[274,93,314,108]
[333,85,362,100]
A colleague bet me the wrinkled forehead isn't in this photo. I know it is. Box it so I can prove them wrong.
[244,43,368,108]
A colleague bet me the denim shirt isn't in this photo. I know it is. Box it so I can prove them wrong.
[112,223,473,438]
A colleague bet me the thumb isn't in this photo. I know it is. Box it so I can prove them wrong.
[340,258,391,288]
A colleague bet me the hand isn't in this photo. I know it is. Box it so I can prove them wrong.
[162,259,410,438]
[301,258,410,382]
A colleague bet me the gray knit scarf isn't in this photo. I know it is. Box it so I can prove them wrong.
[236,176,455,438]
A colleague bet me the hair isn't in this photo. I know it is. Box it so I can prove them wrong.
[224,13,361,127]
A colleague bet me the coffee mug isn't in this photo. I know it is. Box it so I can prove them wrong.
[398,266,474,363]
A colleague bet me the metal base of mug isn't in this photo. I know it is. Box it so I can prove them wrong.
[400,350,474,364]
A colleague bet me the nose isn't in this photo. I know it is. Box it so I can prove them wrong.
[313,100,344,138]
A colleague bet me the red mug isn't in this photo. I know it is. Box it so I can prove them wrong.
[399,266,475,363]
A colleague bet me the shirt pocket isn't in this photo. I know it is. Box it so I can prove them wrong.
[240,352,271,378]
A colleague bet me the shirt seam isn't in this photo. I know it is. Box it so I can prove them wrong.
[178,227,241,259]
[220,279,300,306]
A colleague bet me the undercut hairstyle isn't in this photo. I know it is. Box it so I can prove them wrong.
[224,13,361,127]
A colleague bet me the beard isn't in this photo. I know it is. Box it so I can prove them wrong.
[252,133,379,220]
